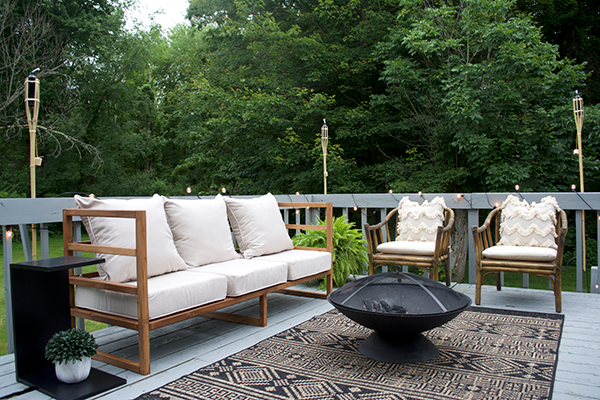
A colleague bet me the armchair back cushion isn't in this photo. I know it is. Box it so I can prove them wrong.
[396,196,446,242]
[162,195,239,267]
[74,194,189,282]
[224,193,294,259]
[498,195,560,249]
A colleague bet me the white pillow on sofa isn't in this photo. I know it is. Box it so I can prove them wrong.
[74,194,189,282]
[498,195,559,249]
[396,196,446,242]
[162,195,239,267]
[223,193,293,259]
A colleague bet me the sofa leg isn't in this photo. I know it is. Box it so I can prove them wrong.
[259,294,268,327]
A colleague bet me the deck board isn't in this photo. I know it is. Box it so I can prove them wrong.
[1,283,599,399]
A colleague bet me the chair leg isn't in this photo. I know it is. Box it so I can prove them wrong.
[444,260,451,286]
[368,260,375,275]
[555,272,562,313]
[496,272,502,291]
[475,268,482,305]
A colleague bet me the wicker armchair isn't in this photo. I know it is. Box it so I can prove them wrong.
[471,197,567,313]
[364,203,454,285]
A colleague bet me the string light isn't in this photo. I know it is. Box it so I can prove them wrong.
[456,193,472,207]
[574,149,579,155]
[186,187,191,195]
[5,229,13,240]
[221,187,226,194]
[88,193,95,198]
[389,189,393,194]
[571,184,577,192]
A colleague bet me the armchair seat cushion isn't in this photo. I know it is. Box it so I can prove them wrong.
[377,241,435,256]
[482,245,557,262]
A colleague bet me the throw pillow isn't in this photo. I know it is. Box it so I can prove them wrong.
[223,193,294,258]
[498,195,560,249]
[162,195,239,267]
[396,196,446,242]
[74,194,189,282]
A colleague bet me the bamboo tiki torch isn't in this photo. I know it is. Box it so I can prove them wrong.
[573,90,586,271]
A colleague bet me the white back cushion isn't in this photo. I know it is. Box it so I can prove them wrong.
[396,196,446,242]
[498,195,559,249]
[162,195,239,267]
[224,193,294,259]
[74,195,189,282]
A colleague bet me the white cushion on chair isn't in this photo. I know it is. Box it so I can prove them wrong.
[74,195,189,282]
[224,194,293,259]
[498,195,560,249]
[163,195,239,267]
[396,196,445,242]
[482,245,557,262]
[377,241,435,256]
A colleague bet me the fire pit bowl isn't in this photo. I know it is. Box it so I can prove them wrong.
[328,272,471,364]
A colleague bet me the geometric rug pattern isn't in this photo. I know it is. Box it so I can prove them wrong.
[136,307,564,400]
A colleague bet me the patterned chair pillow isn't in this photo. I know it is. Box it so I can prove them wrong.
[396,196,446,242]
[497,195,560,249]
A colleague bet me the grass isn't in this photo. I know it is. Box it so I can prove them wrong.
[1,234,107,357]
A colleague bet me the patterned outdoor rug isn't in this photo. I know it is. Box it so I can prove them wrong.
[136,307,564,400]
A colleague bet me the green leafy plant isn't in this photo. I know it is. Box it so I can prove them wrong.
[293,216,368,289]
[44,329,98,364]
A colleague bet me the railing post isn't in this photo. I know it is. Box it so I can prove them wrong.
[19,224,32,262]
[467,209,479,284]
[576,210,584,292]
[3,226,15,353]
[40,223,50,259]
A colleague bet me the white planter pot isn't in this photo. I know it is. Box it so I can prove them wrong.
[54,357,92,384]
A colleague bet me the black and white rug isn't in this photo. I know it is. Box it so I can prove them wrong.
[136,307,564,400]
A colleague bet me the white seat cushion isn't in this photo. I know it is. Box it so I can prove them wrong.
[74,194,189,282]
[255,249,332,280]
[75,271,228,320]
[396,196,446,242]
[482,245,557,262]
[377,241,435,256]
[190,258,288,297]
[162,195,239,267]
[498,195,559,249]
[224,194,294,259]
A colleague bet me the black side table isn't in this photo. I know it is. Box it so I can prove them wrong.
[10,256,126,400]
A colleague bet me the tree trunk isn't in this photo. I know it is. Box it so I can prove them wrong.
[451,209,468,283]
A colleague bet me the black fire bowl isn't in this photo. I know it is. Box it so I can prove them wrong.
[328,272,471,364]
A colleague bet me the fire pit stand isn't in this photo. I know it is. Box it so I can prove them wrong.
[328,272,471,364]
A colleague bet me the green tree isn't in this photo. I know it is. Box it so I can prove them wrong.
[374,0,588,193]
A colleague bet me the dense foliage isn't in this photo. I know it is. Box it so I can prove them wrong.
[292,216,368,288]
[1,0,599,198]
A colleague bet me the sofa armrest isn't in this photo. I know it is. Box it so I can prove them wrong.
[278,202,333,256]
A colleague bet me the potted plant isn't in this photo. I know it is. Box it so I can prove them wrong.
[44,328,99,384]
[293,215,368,289]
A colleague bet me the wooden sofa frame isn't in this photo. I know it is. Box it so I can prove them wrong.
[364,206,454,285]
[63,201,333,375]
[471,207,568,312]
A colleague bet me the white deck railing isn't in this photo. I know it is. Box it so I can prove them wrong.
[1,192,598,352]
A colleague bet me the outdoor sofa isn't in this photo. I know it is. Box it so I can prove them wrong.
[63,193,333,375]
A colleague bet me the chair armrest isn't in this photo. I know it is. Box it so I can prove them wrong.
[433,207,455,258]
[364,208,399,255]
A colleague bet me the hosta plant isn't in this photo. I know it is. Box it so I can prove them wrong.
[292,216,368,289]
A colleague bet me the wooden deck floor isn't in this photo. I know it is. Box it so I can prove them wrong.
[1,283,599,400]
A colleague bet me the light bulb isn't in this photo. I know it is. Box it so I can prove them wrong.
[88,193,95,198]
[389,189,393,194]
[353,206,358,211]
[186,187,191,194]
[418,191,422,197]
[571,184,577,191]
[5,230,13,239]
[295,191,300,196]
[457,194,463,199]
[515,185,520,191]
[221,187,226,194]
[574,149,579,156]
